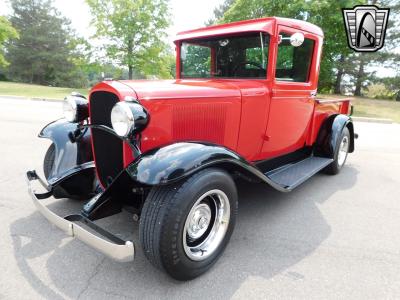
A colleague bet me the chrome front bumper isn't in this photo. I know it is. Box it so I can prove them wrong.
[26,170,135,262]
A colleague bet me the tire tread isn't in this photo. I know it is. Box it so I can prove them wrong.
[139,168,237,279]
[43,143,55,179]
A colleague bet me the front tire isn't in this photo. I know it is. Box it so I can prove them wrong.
[139,168,238,280]
[43,143,55,180]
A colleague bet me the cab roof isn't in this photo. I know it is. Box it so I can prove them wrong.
[174,17,323,42]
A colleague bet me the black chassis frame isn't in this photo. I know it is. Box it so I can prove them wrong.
[27,113,354,250]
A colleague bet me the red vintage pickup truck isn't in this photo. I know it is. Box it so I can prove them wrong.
[27,17,355,280]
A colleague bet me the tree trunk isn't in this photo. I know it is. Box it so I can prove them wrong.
[30,64,34,84]
[128,39,133,80]
[354,55,365,97]
[128,65,133,80]
[334,55,345,94]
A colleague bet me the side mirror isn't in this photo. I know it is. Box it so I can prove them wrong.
[290,32,304,47]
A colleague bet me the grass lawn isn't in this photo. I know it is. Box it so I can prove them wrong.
[0,81,88,100]
[351,97,400,123]
[320,94,400,123]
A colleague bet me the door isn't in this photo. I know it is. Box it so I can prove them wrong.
[260,26,319,159]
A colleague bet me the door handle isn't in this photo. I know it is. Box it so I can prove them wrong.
[310,91,317,98]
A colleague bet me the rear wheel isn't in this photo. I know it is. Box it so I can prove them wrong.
[324,127,350,175]
[139,168,238,280]
[43,143,55,180]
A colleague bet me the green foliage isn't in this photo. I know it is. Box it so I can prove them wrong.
[78,61,125,86]
[246,47,265,67]
[378,76,400,93]
[6,0,87,87]
[181,43,211,78]
[206,0,236,25]
[365,83,395,100]
[372,76,400,100]
[371,1,400,75]
[86,0,172,79]
[68,37,125,86]
[276,36,294,70]
[0,16,19,67]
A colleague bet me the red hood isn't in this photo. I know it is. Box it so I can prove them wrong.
[118,79,241,101]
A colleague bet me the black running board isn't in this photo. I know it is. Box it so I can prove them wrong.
[265,156,333,191]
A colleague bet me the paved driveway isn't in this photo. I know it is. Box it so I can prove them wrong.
[0,97,399,299]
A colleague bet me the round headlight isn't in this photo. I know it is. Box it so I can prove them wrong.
[62,95,89,123]
[111,102,135,137]
[63,97,77,122]
[111,102,149,137]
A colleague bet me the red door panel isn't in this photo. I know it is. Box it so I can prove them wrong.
[260,25,321,160]
[261,89,314,158]
[232,80,271,161]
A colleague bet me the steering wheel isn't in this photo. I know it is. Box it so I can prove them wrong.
[233,61,264,76]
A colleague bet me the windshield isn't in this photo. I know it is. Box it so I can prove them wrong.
[180,32,269,79]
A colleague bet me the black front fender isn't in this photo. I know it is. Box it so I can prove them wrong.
[81,143,294,220]
[39,119,95,192]
[125,142,286,192]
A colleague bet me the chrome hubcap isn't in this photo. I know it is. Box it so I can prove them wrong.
[187,203,211,240]
[338,135,349,166]
[183,189,230,261]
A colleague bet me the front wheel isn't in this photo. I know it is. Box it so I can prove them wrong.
[139,168,238,280]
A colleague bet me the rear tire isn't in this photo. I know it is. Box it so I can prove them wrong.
[139,168,238,281]
[43,143,55,180]
[324,127,350,175]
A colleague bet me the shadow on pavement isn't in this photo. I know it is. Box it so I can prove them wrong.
[10,166,358,299]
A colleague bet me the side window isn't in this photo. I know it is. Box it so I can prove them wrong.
[275,33,315,82]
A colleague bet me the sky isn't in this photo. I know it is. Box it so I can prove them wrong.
[0,0,225,45]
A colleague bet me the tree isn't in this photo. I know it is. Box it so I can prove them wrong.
[206,0,236,25]
[86,0,172,79]
[0,16,18,68]
[7,0,86,87]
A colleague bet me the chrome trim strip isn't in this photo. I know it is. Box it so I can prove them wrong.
[316,99,351,104]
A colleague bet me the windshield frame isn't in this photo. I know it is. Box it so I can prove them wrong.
[178,31,270,80]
